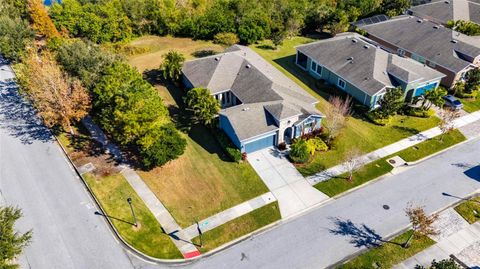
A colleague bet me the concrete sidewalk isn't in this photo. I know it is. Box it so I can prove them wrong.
[82,117,200,258]
[248,148,329,218]
[183,192,276,239]
[307,111,480,185]
[395,213,480,268]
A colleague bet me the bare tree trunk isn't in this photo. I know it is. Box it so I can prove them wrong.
[403,231,415,248]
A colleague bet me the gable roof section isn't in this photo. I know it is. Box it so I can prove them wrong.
[183,45,323,142]
[296,33,445,96]
[360,16,480,73]
[408,0,480,25]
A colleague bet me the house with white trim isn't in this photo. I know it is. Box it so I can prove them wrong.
[295,33,446,108]
[182,45,324,153]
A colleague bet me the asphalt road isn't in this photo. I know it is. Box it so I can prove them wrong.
[1,56,479,269]
[0,60,138,269]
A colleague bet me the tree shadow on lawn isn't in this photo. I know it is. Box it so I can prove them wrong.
[328,217,402,248]
[143,69,232,162]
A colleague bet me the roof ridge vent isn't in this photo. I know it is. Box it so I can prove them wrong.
[433,25,439,29]
[242,107,250,111]
[417,19,422,23]
[214,57,220,61]
[246,64,251,68]
[352,38,358,43]
[363,45,369,49]
[451,39,458,43]
[444,0,450,4]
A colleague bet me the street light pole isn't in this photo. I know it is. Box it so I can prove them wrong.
[127,197,137,227]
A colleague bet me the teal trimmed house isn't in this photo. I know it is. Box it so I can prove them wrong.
[295,33,445,108]
[182,45,324,154]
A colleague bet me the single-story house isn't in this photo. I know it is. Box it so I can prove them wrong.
[295,33,445,108]
[408,0,480,26]
[359,16,480,88]
[182,45,324,153]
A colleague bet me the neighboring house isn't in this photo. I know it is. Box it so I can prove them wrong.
[182,45,324,153]
[408,0,480,25]
[360,16,480,88]
[295,33,445,108]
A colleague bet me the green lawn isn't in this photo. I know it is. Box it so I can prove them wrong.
[454,197,480,224]
[126,37,269,228]
[314,157,394,197]
[251,38,441,177]
[192,202,281,253]
[314,130,466,197]
[397,129,466,162]
[460,97,480,113]
[338,230,435,269]
[84,173,182,259]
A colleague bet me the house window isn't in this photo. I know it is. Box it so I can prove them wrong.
[226,92,230,104]
[338,78,346,89]
[428,61,436,68]
[397,49,406,57]
[311,61,322,76]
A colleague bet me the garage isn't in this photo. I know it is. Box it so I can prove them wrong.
[414,82,437,97]
[243,134,276,153]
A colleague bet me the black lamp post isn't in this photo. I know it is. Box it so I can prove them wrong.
[195,219,203,247]
[127,197,138,227]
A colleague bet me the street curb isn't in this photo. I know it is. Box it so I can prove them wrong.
[406,132,479,166]
[329,190,480,269]
[53,135,191,265]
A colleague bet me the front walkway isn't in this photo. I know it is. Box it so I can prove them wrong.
[394,209,480,268]
[82,117,200,258]
[248,148,329,218]
[307,110,480,185]
[183,192,276,239]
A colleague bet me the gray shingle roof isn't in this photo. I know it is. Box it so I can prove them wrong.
[360,16,480,73]
[408,0,480,24]
[296,33,445,96]
[220,103,279,141]
[183,45,322,142]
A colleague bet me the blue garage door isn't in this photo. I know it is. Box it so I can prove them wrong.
[244,134,276,153]
[415,83,437,97]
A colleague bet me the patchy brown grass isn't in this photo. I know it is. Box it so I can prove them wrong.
[125,35,225,72]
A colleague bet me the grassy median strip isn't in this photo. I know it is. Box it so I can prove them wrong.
[314,130,466,197]
[460,97,480,113]
[397,129,466,162]
[192,202,281,253]
[84,173,182,259]
[454,197,480,224]
[314,157,394,197]
[338,230,435,269]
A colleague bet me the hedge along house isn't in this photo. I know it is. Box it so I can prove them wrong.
[182,45,324,154]
[360,16,480,88]
[295,33,445,109]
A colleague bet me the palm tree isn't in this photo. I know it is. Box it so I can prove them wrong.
[184,87,220,126]
[160,50,185,82]
[422,87,447,110]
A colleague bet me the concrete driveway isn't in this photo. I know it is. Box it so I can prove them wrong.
[248,148,329,218]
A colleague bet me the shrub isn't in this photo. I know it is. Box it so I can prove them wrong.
[137,123,187,169]
[309,138,328,152]
[277,142,287,151]
[289,139,310,164]
[213,32,239,46]
[213,130,242,162]
[405,107,435,118]
[366,110,392,126]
